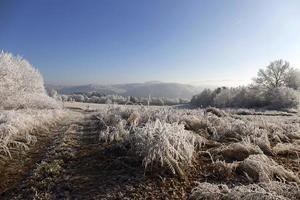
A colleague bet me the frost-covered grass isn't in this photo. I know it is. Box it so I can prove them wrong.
[0,109,65,160]
[95,105,205,177]
[88,104,300,197]
[134,119,204,177]
[190,181,300,200]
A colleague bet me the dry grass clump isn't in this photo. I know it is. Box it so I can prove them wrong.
[97,112,130,143]
[96,106,205,177]
[205,107,227,117]
[201,113,299,150]
[182,116,210,134]
[134,119,204,177]
[212,141,263,161]
[0,109,65,161]
[182,114,238,142]
[182,112,273,146]
[273,142,300,157]
[227,184,289,200]
[238,154,300,183]
[190,181,300,200]
[189,182,229,200]
[206,116,263,143]
[252,118,300,144]
[248,132,274,156]
[259,181,300,200]
[208,160,239,181]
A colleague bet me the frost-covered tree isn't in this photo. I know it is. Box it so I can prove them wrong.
[254,60,299,90]
[0,51,60,109]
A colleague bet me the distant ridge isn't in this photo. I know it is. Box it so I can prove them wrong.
[46,82,207,99]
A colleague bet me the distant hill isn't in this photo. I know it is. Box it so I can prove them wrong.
[46,82,206,99]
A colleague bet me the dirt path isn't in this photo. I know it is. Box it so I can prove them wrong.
[1,109,202,200]
[3,107,299,199]
[0,118,71,194]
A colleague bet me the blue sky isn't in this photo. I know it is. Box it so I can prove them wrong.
[1,0,300,86]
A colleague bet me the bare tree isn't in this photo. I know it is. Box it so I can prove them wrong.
[254,60,299,90]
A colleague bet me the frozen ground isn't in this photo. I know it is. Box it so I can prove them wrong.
[0,102,299,199]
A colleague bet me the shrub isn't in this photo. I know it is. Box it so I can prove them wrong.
[0,51,61,109]
[191,89,214,107]
[266,87,299,109]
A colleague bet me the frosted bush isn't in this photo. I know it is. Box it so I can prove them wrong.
[0,51,65,160]
[0,51,61,109]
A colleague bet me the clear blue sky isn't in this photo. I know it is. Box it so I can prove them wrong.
[1,0,300,86]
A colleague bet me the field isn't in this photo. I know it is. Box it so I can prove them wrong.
[2,5,300,199]
[1,102,299,199]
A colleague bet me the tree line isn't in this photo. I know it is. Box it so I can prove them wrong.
[191,60,300,110]
[48,90,189,106]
